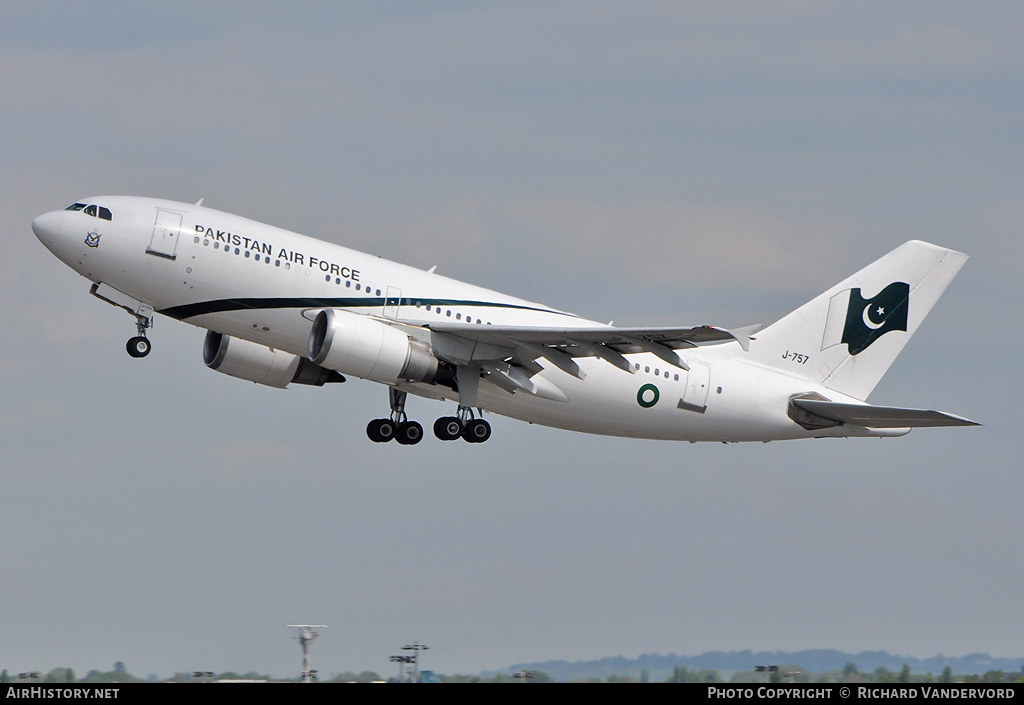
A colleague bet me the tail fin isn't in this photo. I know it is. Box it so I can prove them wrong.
[749,240,968,400]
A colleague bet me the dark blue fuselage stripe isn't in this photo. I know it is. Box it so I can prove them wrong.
[158,297,567,321]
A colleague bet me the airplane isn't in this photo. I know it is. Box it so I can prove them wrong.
[32,195,978,445]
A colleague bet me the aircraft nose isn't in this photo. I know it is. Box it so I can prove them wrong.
[32,210,63,244]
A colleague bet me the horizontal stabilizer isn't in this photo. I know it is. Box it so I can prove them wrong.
[792,398,979,428]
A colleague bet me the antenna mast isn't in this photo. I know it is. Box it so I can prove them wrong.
[287,624,327,682]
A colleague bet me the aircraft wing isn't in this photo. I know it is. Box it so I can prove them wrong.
[427,323,758,348]
[422,322,761,376]
[791,398,979,428]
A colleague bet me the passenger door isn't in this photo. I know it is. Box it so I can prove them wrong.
[147,209,183,259]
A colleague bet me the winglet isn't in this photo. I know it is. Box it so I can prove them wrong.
[718,324,762,352]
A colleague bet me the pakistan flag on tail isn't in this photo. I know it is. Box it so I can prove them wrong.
[749,240,968,401]
[822,281,910,356]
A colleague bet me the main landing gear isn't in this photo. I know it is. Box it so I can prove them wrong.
[433,408,491,443]
[367,390,492,444]
[434,364,492,443]
[367,388,425,445]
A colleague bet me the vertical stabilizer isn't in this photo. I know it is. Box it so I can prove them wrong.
[749,240,968,400]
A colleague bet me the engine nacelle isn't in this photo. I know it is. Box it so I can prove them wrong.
[203,331,343,388]
[308,309,443,384]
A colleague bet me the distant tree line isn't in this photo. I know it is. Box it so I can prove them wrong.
[2,662,1022,683]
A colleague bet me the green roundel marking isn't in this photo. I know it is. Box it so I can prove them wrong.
[637,383,660,408]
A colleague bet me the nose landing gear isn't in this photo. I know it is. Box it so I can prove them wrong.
[125,308,154,358]
[126,336,151,358]
[88,283,155,359]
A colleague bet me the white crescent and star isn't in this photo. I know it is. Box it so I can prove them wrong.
[862,304,885,330]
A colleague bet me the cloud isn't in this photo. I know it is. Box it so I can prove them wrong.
[500,198,858,289]
[319,195,858,291]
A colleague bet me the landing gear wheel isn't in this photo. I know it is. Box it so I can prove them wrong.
[126,336,151,358]
[396,421,424,446]
[433,416,463,441]
[367,418,397,443]
[463,418,492,444]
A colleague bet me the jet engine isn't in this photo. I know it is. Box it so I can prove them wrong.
[203,331,343,388]
[308,308,446,385]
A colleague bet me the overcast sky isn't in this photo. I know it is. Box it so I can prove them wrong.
[2,1,1021,679]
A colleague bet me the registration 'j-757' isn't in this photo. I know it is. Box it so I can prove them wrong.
[782,350,810,365]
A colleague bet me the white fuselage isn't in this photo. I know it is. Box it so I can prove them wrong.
[32,195,887,443]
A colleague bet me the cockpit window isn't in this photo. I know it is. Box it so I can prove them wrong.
[72,204,113,220]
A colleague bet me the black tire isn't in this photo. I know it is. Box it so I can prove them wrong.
[367,419,396,443]
[126,336,151,358]
[376,419,396,442]
[433,416,463,441]
[366,419,382,442]
[463,419,492,443]
[396,421,423,445]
